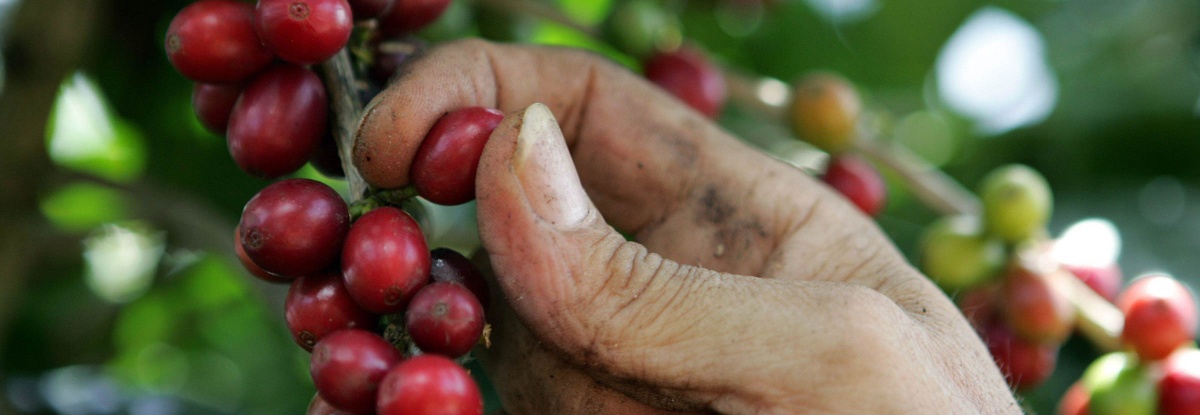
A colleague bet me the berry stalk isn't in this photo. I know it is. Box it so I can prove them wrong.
[319,48,371,201]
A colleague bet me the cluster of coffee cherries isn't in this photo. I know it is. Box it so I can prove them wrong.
[788,72,887,217]
[1058,274,1200,415]
[920,164,1081,388]
[164,0,449,179]
[233,106,502,415]
[917,164,1200,415]
[622,7,887,219]
[601,1,728,120]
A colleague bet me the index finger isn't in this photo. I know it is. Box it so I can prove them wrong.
[357,40,954,327]
[354,39,812,241]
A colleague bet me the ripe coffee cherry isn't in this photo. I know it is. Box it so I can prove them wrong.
[342,207,430,314]
[239,179,349,277]
[979,164,1052,243]
[233,226,290,283]
[369,36,425,84]
[192,82,243,134]
[789,72,861,154]
[378,0,452,36]
[1000,260,1075,344]
[310,132,346,178]
[1119,275,1198,361]
[956,282,999,329]
[348,0,394,20]
[257,0,353,65]
[311,329,403,414]
[643,46,726,119]
[429,248,490,309]
[410,107,504,205]
[406,282,485,357]
[376,354,483,415]
[165,0,273,83]
[227,64,329,179]
[1058,382,1090,415]
[287,272,378,351]
[1084,352,1157,415]
[982,322,1057,390]
[821,155,886,217]
[1160,348,1200,415]
[1066,263,1122,303]
[307,393,354,415]
[919,215,1005,291]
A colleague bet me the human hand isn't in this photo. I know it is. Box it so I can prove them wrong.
[354,39,1020,414]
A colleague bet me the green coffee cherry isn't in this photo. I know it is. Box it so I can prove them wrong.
[919,215,1005,291]
[604,0,680,58]
[979,164,1052,243]
[1084,352,1158,415]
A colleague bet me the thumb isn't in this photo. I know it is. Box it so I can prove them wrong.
[475,103,918,411]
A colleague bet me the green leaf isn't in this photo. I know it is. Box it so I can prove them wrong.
[558,0,613,26]
[45,72,146,182]
[40,182,129,232]
[531,22,637,69]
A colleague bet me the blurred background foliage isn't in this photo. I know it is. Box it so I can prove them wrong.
[0,0,1198,413]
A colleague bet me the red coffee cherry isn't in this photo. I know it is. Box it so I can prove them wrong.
[1000,262,1075,344]
[376,354,483,415]
[982,322,1058,390]
[410,107,504,205]
[310,329,403,413]
[233,226,290,283]
[1065,263,1122,303]
[821,155,886,217]
[239,179,349,277]
[287,272,378,351]
[406,282,485,357]
[310,131,345,179]
[342,207,431,314]
[956,282,1000,330]
[1119,274,1198,361]
[348,0,394,20]
[192,82,244,134]
[643,45,726,119]
[227,64,329,179]
[257,0,354,65]
[165,0,273,83]
[1057,381,1090,415]
[1160,348,1200,415]
[377,0,452,36]
[429,248,490,309]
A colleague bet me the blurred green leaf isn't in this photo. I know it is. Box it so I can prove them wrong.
[181,256,249,310]
[530,22,638,69]
[558,0,613,26]
[40,182,129,233]
[46,72,146,183]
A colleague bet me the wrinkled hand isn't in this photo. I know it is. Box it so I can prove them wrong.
[354,39,1020,414]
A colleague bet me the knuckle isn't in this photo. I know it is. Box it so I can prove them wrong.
[819,284,916,366]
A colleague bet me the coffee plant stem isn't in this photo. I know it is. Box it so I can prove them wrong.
[319,48,371,202]
[852,138,981,216]
[1060,269,1124,352]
